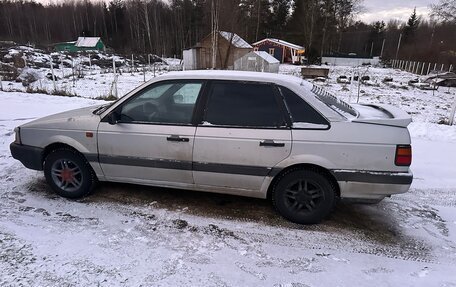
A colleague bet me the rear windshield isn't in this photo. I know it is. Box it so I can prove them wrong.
[311,85,358,118]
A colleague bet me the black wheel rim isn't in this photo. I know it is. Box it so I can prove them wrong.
[284,179,325,213]
[50,159,83,192]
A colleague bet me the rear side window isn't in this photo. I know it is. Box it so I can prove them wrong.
[278,86,329,128]
[204,82,285,127]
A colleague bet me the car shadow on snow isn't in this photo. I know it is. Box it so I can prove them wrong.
[26,179,416,235]
[23,178,408,233]
[22,177,435,262]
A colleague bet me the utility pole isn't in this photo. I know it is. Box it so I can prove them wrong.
[395,33,402,60]
[211,0,219,69]
[320,14,329,59]
[255,0,260,42]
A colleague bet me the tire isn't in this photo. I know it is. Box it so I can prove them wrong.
[43,148,96,198]
[272,169,337,224]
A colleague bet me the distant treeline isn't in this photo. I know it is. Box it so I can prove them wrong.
[0,0,454,65]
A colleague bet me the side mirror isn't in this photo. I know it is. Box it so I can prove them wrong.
[107,112,120,125]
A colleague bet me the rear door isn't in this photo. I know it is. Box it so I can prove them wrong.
[192,81,292,191]
[97,80,204,184]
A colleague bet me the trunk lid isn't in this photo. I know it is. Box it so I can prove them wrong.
[351,104,412,127]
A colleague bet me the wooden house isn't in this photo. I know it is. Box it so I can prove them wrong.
[252,38,305,64]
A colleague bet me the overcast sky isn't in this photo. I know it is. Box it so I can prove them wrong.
[37,0,433,24]
[358,0,433,23]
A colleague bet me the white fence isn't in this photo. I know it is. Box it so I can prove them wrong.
[321,56,381,67]
[391,59,453,75]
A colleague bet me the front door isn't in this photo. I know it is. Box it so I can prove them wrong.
[97,80,204,185]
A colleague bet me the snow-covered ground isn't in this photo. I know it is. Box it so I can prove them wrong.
[0,63,456,286]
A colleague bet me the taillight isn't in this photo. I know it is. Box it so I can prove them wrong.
[395,145,412,166]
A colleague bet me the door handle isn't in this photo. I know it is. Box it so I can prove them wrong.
[259,140,285,147]
[167,135,190,142]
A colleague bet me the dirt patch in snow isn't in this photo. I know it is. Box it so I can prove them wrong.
[18,177,441,264]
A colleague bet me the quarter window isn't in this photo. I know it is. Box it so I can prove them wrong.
[279,86,329,128]
[119,81,202,124]
[204,82,285,127]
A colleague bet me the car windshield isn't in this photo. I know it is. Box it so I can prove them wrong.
[310,85,358,118]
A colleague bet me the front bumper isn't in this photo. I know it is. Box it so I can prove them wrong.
[10,143,44,171]
[332,169,413,201]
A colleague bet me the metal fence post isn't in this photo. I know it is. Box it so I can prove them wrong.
[449,100,456,126]
[112,57,118,98]
[131,54,134,74]
[143,64,146,82]
[50,58,56,92]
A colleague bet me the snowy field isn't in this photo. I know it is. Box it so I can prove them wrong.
[1,63,456,286]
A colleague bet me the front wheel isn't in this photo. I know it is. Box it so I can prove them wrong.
[44,148,96,198]
[272,169,337,224]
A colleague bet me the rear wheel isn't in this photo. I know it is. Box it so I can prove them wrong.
[272,169,337,224]
[44,148,96,198]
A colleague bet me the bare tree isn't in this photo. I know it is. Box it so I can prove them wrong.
[431,0,456,23]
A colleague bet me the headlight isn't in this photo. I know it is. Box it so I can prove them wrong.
[14,127,21,144]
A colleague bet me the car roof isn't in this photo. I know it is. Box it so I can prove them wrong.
[161,70,310,87]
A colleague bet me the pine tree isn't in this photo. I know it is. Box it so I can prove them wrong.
[403,8,419,44]
[267,0,291,38]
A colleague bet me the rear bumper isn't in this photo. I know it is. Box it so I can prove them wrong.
[332,169,413,200]
[10,143,43,171]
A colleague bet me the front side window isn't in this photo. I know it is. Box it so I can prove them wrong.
[119,81,202,124]
[279,86,329,129]
[204,81,285,127]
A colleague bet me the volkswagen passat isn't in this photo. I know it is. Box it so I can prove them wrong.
[10,71,413,224]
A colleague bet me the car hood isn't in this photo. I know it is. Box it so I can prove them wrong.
[21,105,102,131]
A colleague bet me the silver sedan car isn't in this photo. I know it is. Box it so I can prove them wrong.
[10,71,413,224]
